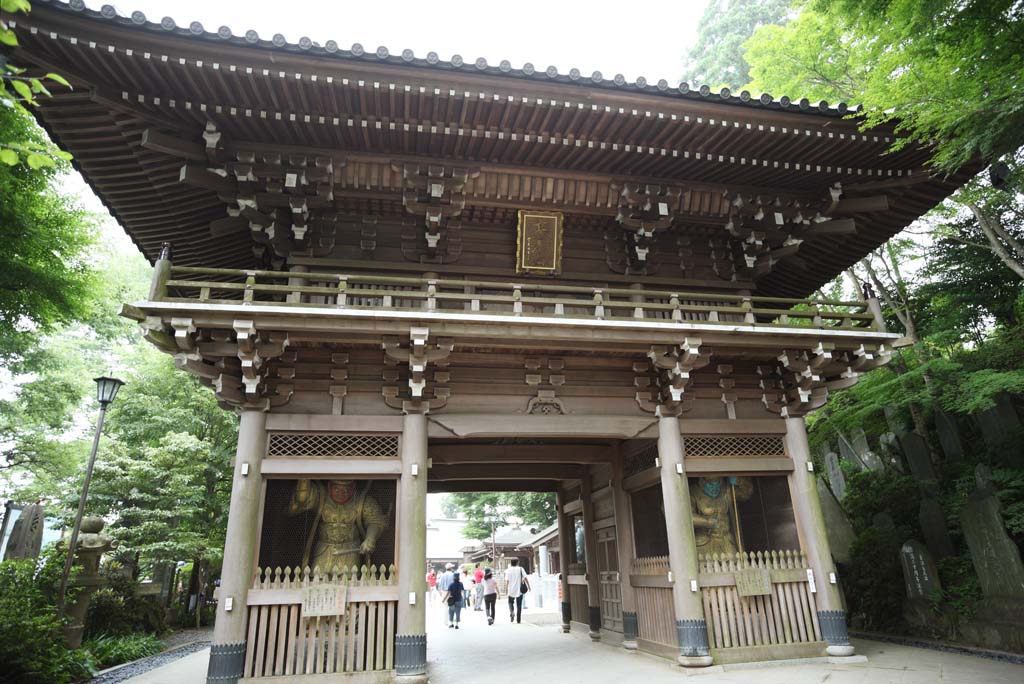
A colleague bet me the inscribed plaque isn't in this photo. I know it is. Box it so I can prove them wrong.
[516,210,563,275]
[301,584,347,617]
[735,568,772,596]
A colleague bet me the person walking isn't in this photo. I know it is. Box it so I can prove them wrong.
[473,562,484,611]
[443,569,465,629]
[436,563,455,624]
[426,568,437,604]
[482,567,498,625]
[504,558,529,624]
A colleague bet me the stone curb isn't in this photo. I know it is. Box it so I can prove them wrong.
[91,640,211,683]
[851,631,1024,664]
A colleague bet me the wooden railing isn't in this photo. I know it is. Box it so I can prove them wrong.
[698,550,821,652]
[154,266,879,331]
[243,564,398,680]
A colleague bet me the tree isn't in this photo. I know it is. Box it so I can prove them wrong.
[745,1,1024,171]
[442,492,557,541]
[0,105,99,361]
[681,0,792,91]
[84,346,238,586]
[2,0,75,167]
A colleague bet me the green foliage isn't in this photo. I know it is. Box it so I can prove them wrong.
[0,105,100,361]
[82,633,163,671]
[82,346,238,571]
[745,1,1024,170]
[0,548,92,684]
[845,524,909,631]
[1,0,75,168]
[443,492,556,541]
[85,572,166,639]
[681,0,792,90]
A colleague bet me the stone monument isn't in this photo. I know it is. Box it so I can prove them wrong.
[851,428,884,471]
[899,540,941,628]
[824,451,846,500]
[934,410,964,462]
[958,465,1024,651]
[816,478,855,564]
[2,503,45,560]
[972,393,1024,468]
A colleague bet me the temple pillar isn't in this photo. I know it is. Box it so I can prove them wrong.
[657,414,713,667]
[785,416,855,657]
[556,489,573,633]
[611,447,639,650]
[581,472,602,640]
[207,409,267,684]
[395,411,428,681]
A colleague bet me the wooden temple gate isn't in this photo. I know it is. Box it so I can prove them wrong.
[8,3,975,679]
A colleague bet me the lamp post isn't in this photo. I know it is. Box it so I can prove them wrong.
[56,375,124,614]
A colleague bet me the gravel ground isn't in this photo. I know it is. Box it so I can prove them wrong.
[91,638,211,684]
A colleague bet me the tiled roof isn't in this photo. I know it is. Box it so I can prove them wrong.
[40,0,858,117]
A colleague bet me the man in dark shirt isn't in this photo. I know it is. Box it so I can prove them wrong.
[444,571,465,629]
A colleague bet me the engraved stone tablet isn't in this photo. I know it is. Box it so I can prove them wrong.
[301,584,347,617]
[735,568,772,596]
[516,210,563,275]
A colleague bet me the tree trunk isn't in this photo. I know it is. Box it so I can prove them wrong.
[964,200,1024,279]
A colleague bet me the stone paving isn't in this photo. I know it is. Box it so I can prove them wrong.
[120,601,1024,683]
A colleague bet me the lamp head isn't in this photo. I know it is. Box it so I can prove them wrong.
[94,376,125,407]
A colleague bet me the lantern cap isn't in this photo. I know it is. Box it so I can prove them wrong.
[93,375,125,406]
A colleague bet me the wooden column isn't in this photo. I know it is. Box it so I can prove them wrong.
[556,488,573,633]
[581,470,602,640]
[207,409,267,684]
[657,414,713,667]
[786,416,855,657]
[612,447,639,649]
[396,411,429,681]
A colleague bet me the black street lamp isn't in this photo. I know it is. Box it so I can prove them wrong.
[55,375,124,613]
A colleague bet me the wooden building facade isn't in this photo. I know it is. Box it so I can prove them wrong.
[9,2,974,681]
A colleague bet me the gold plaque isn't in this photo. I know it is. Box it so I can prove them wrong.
[516,210,563,275]
[735,568,772,596]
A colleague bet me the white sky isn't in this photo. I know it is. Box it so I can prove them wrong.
[86,0,707,84]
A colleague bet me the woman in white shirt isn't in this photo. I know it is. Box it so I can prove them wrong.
[482,567,499,625]
[504,558,529,624]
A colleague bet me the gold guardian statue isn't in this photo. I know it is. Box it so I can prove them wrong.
[290,480,388,574]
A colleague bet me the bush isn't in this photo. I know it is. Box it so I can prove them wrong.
[82,633,164,670]
[0,548,93,684]
[86,571,166,638]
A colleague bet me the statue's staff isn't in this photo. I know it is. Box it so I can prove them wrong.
[730,478,744,554]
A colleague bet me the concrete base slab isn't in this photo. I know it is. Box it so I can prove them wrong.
[827,654,869,665]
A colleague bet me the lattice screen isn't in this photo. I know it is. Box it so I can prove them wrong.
[682,435,786,458]
[266,433,399,458]
[623,441,658,477]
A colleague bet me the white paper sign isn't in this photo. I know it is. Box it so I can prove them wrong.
[301,584,347,617]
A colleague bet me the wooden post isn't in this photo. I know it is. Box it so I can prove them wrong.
[148,242,172,301]
[395,411,428,681]
[286,264,308,304]
[207,409,267,684]
[657,414,713,667]
[612,447,639,650]
[581,470,602,640]
[785,416,855,657]
[556,488,572,633]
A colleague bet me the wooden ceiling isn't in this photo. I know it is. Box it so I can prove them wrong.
[8,1,976,297]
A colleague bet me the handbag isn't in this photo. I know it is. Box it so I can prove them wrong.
[518,568,529,594]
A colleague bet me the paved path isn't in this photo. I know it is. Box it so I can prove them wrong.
[122,602,1024,683]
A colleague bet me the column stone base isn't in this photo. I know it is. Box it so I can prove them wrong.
[588,605,601,640]
[622,611,638,650]
[207,641,246,683]
[677,655,714,668]
[561,600,571,633]
[818,610,856,657]
[395,634,427,678]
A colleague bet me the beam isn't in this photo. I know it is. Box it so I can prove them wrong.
[429,443,614,464]
[832,196,889,214]
[427,479,558,493]
[429,463,586,481]
[141,128,206,161]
